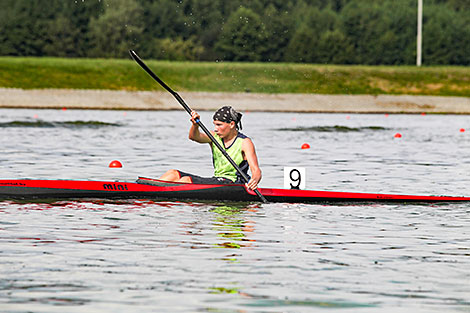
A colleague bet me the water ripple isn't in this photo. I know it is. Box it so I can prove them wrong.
[1,110,470,312]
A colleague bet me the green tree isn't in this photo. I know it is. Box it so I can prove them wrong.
[261,4,295,62]
[316,29,351,64]
[88,0,144,58]
[60,0,104,57]
[215,7,266,61]
[43,16,80,57]
[423,3,470,65]
[0,0,62,56]
[381,0,416,65]
[340,0,384,64]
[0,0,19,55]
[285,24,316,63]
[152,36,204,61]
[140,0,186,40]
[327,0,353,11]
[435,0,470,11]
[1,0,469,65]
[184,0,225,60]
[286,6,341,63]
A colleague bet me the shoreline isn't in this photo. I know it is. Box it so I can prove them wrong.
[1,88,469,113]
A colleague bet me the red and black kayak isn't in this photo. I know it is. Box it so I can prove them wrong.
[0,177,469,203]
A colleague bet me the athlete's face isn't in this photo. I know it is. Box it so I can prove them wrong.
[213,120,235,138]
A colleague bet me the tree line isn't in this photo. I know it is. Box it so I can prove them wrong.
[1,0,469,65]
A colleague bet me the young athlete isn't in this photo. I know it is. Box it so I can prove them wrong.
[159,106,262,190]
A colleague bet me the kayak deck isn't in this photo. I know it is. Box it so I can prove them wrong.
[0,177,469,203]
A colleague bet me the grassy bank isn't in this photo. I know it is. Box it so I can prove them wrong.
[0,57,469,96]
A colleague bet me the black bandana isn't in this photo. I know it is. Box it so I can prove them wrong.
[213,106,243,130]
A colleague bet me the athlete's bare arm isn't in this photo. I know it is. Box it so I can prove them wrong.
[242,138,262,190]
[188,111,212,143]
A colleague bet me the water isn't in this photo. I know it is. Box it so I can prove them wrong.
[1,109,469,312]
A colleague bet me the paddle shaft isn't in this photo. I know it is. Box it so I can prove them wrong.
[129,50,267,203]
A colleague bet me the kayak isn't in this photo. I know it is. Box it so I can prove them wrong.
[0,177,469,203]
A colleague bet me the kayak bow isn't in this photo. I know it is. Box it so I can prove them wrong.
[0,177,469,203]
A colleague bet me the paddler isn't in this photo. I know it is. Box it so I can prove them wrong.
[159,106,262,190]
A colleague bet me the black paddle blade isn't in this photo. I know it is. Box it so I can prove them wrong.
[129,50,193,115]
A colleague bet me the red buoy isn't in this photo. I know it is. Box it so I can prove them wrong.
[301,143,310,149]
[394,133,402,138]
[460,128,465,133]
[109,160,123,168]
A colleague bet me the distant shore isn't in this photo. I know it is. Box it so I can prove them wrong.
[1,88,470,114]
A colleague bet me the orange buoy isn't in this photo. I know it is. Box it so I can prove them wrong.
[109,160,123,168]
[394,133,402,138]
[301,143,310,149]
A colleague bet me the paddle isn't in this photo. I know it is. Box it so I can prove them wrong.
[129,50,268,203]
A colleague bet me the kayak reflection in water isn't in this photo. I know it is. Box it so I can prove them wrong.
[159,106,262,190]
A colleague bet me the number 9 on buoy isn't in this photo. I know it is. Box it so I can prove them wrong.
[284,167,306,190]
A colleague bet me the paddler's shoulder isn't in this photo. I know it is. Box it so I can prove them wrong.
[237,132,249,139]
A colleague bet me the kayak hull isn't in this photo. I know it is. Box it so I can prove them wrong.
[0,179,255,202]
[1,178,469,203]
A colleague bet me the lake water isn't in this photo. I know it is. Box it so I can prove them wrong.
[0,108,469,312]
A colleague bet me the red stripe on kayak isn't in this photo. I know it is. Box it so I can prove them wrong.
[0,179,224,192]
[249,187,470,201]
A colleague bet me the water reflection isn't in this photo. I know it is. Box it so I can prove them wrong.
[2,109,470,312]
[207,203,259,300]
[210,204,257,251]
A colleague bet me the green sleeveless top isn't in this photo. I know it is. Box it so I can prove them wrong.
[211,132,250,182]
